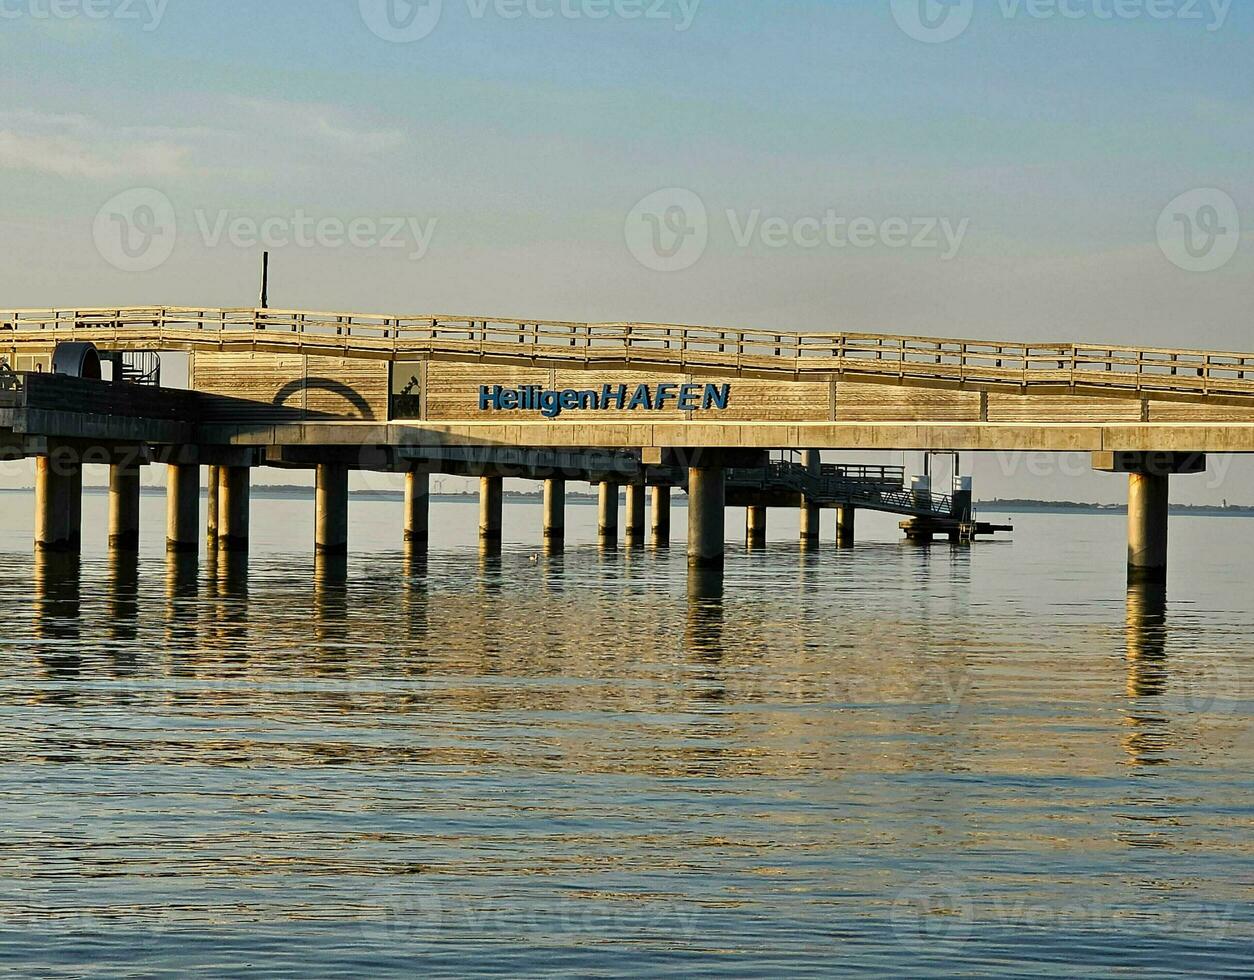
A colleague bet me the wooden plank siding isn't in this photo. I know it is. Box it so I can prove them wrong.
[986,392,1143,423]
[834,382,981,422]
[189,351,389,421]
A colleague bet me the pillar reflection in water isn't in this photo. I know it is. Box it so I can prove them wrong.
[212,551,249,650]
[164,551,200,649]
[540,548,566,598]
[107,549,141,644]
[1123,581,1171,767]
[478,542,503,592]
[33,551,81,645]
[314,553,350,656]
[685,565,724,658]
[403,545,430,641]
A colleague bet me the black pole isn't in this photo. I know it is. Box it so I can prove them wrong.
[260,251,270,309]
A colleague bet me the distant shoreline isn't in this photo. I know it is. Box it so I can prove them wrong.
[978,499,1254,517]
[1,486,1250,516]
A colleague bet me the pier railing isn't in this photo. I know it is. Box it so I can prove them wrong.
[726,461,954,518]
[4,307,1254,400]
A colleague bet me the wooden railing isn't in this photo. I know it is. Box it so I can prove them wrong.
[3,307,1254,400]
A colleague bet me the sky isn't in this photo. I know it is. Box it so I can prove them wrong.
[1,0,1251,502]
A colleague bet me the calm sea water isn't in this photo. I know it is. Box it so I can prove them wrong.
[0,490,1250,977]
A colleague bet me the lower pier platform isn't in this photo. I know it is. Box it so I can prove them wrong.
[900,517,1014,544]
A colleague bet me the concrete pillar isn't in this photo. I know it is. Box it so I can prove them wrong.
[480,476,503,544]
[166,463,200,554]
[206,464,221,546]
[218,466,251,552]
[404,470,430,547]
[651,486,671,547]
[746,505,767,549]
[315,463,350,556]
[688,467,725,569]
[800,499,820,543]
[35,453,82,553]
[1128,472,1170,585]
[801,450,821,543]
[625,484,647,547]
[108,462,142,552]
[836,505,856,548]
[598,483,619,545]
[543,478,566,543]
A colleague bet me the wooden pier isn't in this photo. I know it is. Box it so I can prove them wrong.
[3,306,1251,583]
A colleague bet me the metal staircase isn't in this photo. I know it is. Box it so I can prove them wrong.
[725,460,957,520]
[102,351,162,386]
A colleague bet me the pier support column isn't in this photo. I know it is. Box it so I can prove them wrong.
[625,484,646,547]
[218,466,251,552]
[315,463,349,556]
[836,505,856,548]
[108,462,142,552]
[206,464,221,547]
[652,486,671,547]
[405,471,430,548]
[746,506,767,549]
[166,463,200,554]
[598,483,619,546]
[543,478,566,545]
[1093,452,1206,586]
[35,451,82,554]
[800,500,820,544]
[800,450,821,545]
[1127,472,1170,585]
[479,477,503,545]
[688,467,725,569]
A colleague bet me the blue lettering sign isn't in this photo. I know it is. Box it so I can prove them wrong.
[476,383,733,419]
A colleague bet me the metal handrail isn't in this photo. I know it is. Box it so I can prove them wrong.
[4,307,1254,400]
[726,461,952,519]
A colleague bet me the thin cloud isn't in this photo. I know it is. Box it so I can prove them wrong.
[233,97,409,155]
[0,110,195,179]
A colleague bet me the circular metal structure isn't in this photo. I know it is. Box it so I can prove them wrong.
[51,342,102,380]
